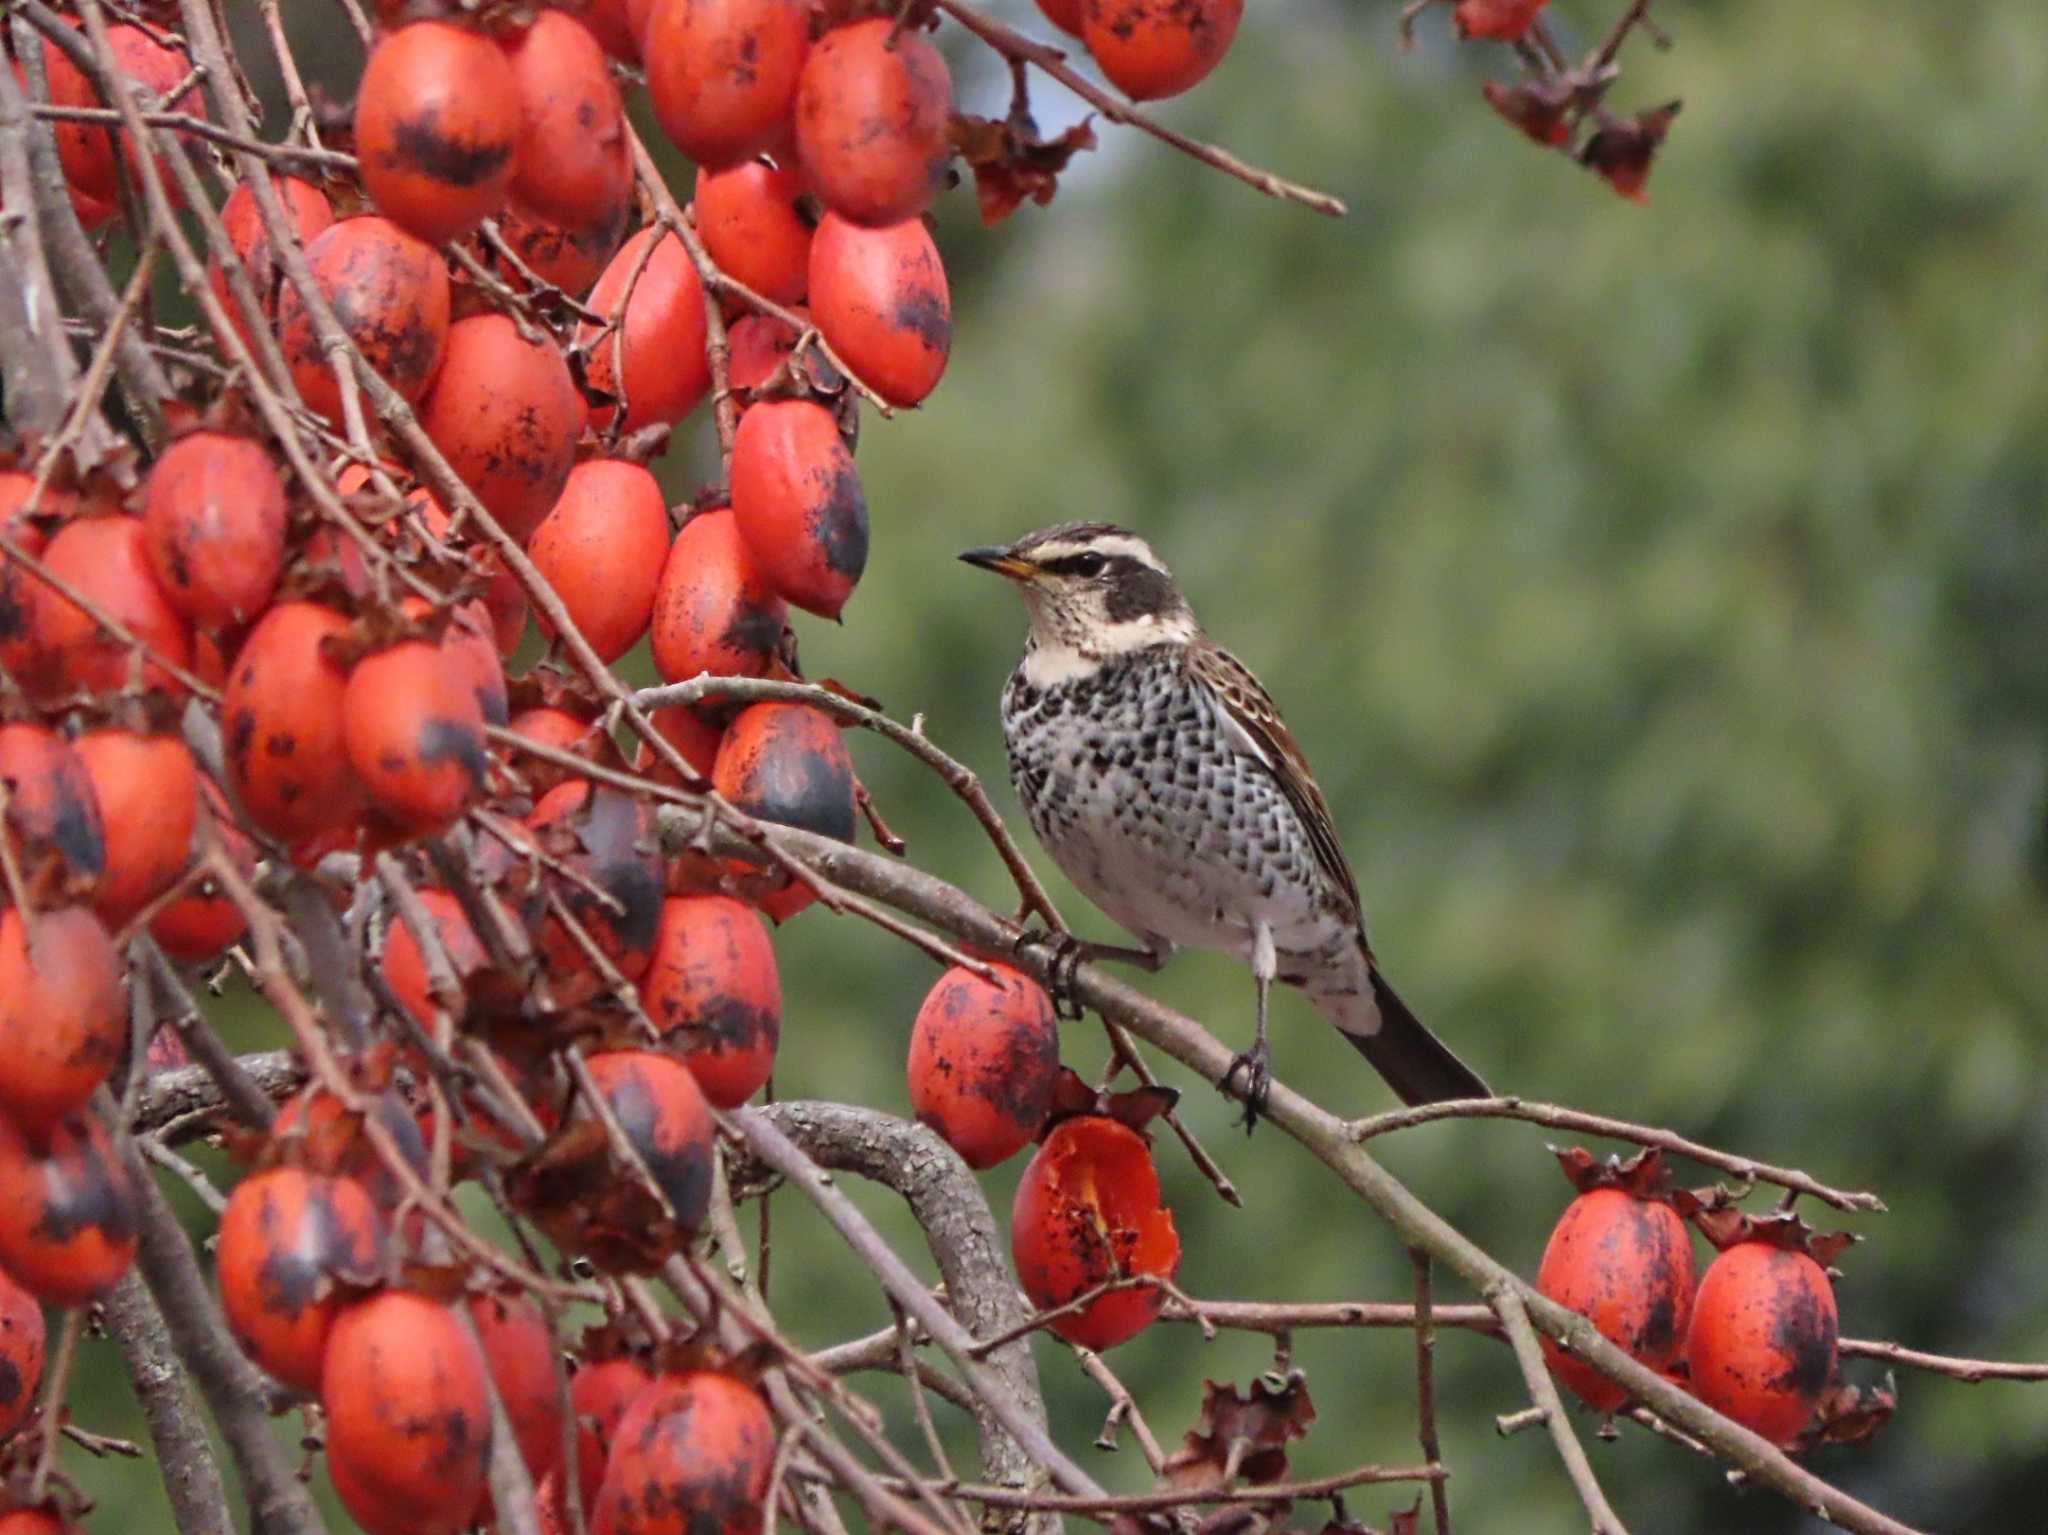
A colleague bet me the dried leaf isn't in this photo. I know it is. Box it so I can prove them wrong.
[1580,102,1682,203]
[952,112,1098,228]
[1482,77,1575,147]
[1159,1372,1317,1497]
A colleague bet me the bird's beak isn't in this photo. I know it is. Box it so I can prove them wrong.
[958,545,1039,581]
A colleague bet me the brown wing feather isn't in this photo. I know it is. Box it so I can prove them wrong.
[1183,641,1364,920]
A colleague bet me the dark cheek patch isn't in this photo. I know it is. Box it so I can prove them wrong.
[1104,561,1174,622]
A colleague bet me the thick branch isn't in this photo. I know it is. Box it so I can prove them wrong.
[750,1101,1052,1514]
[103,1273,237,1535]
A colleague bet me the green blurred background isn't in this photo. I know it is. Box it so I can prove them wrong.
[67,2,2048,1531]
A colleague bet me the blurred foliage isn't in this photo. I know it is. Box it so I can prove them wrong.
[57,2,2048,1532]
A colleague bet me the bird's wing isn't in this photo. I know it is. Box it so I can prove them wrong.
[1183,641,1364,920]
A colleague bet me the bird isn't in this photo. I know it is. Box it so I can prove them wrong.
[960,521,1490,1124]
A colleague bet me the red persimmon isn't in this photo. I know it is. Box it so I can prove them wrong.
[908,963,1061,1170]
[141,430,290,630]
[504,11,632,231]
[210,177,334,347]
[1535,1182,1696,1411]
[0,906,123,1134]
[648,508,787,684]
[729,398,868,618]
[639,895,781,1108]
[1686,1238,1839,1445]
[223,602,361,843]
[216,1167,384,1395]
[590,1370,774,1535]
[794,19,953,225]
[343,637,488,835]
[419,314,585,543]
[695,160,813,305]
[277,216,451,424]
[528,460,670,663]
[1082,0,1243,102]
[75,726,198,929]
[0,1111,138,1306]
[581,1051,716,1236]
[20,515,191,698]
[578,229,712,434]
[0,1263,44,1440]
[809,213,950,407]
[644,0,809,170]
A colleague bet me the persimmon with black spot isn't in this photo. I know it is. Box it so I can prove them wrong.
[908,962,1060,1170]
[590,1369,774,1535]
[0,721,106,897]
[216,1167,384,1395]
[1082,0,1243,102]
[1533,1148,1697,1412]
[355,20,520,245]
[0,1263,43,1441]
[809,213,950,407]
[142,430,289,630]
[419,314,585,543]
[711,702,855,921]
[19,515,191,699]
[648,508,787,687]
[729,399,868,618]
[695,160,813,305]
[645,0,810,170]
[1686,1221,1842,1446]
[223,602,360,843]
[529,461,670,664]
[274,1086,432,1214]
[323,1291,495,1535]
[580,1050,716,1236]
[577,228,712,434]
[75,725,196,929]
[640,895,781,1108]
[0,905,123,1134]
[209,177,334,348]
[1012,1111,1180,1350]
[278,216,450,424]
[495,200,632,299]
[503,10,632,232]
[522,782,666,1000]
[343,629,488,837]
[0,1110,138,1306]
[794,18,953,226]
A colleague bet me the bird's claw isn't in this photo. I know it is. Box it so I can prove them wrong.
[1013,926,1087,1019]
[1221,1041,1272,1135]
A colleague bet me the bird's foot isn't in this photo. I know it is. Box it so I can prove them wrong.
[1014,931,1168,1020]
[1221,1039,1272,1135]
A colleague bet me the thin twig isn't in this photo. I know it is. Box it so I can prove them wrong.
[1489,1285,1628,1535]
[1411,1250,1451,1535]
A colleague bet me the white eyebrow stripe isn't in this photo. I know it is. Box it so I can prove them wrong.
[1025,534,1163,570]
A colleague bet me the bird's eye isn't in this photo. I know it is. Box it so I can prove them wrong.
[1069,552,1107,578]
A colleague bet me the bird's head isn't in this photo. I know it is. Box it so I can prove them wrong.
[959,523,1197,667]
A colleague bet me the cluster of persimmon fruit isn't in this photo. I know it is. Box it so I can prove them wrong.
[1533,1146,1887,1452]
[0,0,1261,1529]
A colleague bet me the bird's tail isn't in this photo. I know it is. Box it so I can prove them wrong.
[1312,967,1490,1107]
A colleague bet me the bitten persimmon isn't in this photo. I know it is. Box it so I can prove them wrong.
[0,1264,44,1440]
[343,637,488,835]
[0,721,107,896]
[590,1370,774,1535]
[529,461,670,663]
[216,1167,384,1395]
[649,509,786,685]
[578,229,712,434]
[908,963,1060,1170]
[278,217,451,424]
[581,1051,716,1236]
[729,399,868,617]
[1012,1114,1179,1350]
[1082,0,1243,102]
[142,430,289,629]
[809,213,951,407]
[355,21,520,244]
[21,515,191,698]
[1687,1237,1839,1445]
[504,11,632,231]
[1534,1173,1697,1411]
[210,177,334,347]
[75,726,197,929]
[223,602,360,843]
[644,0,809,170]
[724,312,804,397]
[0,906,122,1134]
[695,160,813,305]
[0,1111,138,1305]
[640,896,781,1108]
[794,19,953,226]
[420,315,584,543]
[323,1292,494,1535]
